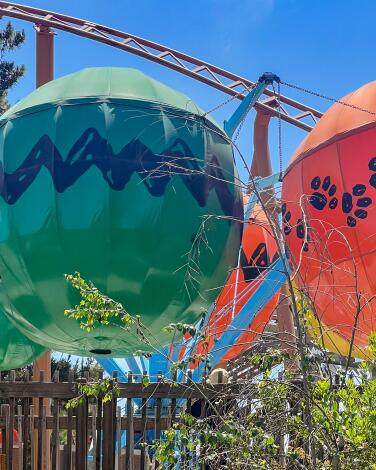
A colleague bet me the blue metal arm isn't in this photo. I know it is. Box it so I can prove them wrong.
[223,72,280,138]
[192,255,286,381]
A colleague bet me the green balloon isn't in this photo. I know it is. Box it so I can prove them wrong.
[0,291,46,370]
[0,67,243,356]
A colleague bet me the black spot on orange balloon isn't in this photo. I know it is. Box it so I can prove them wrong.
[329,197,338,209]
[357,197,371,207]
[296,218,310,252]
[341,185,371,227]
[311,176,321,190]
[310,192,328,210]
[369,157,376,189]
[347,216,357,227]
[282,207,292,236]
[309,176,337,211]
[353,184,366,196]
[342,192,353,213]
[354,209,367,219]
[241,243,270,283]
[368,157,376,171]
[322,176,331,191]
[296,219,305,239]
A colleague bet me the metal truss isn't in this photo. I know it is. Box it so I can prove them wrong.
[0,2,323,131]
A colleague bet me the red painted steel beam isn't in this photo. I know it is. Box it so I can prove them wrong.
[0,2,323,131]
[35,24,54,87]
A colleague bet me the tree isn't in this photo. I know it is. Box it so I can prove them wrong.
[51,355,104,382]
[64,266,376,468]
[0,21,25,114]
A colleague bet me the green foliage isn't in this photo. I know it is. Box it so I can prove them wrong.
[304,369,376,468]
[66,378,119,409]
[152,346,376,469]
[61,273,376,469]
[0,22,25,114]
[162,322,197,338]
[250,348,289,373]
[64,272,135,331]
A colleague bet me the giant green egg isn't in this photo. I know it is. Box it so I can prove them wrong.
[0,302,46,370]
[0,67,243,356]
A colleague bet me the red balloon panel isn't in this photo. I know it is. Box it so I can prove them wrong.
[283,125,376,347]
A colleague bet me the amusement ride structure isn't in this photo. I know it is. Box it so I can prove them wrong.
[0,2,373,387]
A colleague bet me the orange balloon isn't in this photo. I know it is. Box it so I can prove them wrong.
[282,81,376,349]
[176,198,280,367]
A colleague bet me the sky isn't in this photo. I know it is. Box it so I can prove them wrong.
[5,0,376,182]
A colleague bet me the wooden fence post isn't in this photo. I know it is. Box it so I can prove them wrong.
[51,370,60,470]
[102,379,116,469]
[140,370,148,470]
[65,370,74,470]
[125,371,134,470]
[75,378,88,470]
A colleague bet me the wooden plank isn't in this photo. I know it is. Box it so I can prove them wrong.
[7,371,15,470]
[65,370,73,470]
[22,372,30,470]
[0,383,76,399]
[75,379,88,470]
[0,380,237,399]
[183,370,193,466]
[30,405,35,470]
[116,406,121,470]
[154,371,162,469]
[170,371,177,425]
[8,402,14,470]
[41,405,48,470]
[17,404,23,470]
[37,393,44,470]
[2,405,10,470]
[95,398,102,470]
[125,371,133,470]
[168,371,177,470]
[90,405,97,470]
[102,397,111,469]
[140,371,147,470]
[102,380,115,469]
[112,372,118,469]
[0,406,5,461]
[51,371,60,470]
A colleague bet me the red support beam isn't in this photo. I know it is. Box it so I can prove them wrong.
[33,21,54,385]
[34,23,54,470]
[35,24,54,88]
[251,110,297,367]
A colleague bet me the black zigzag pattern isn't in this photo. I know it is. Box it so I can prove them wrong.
[0,128,241,218]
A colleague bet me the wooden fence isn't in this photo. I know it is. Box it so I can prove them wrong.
[0,369,236,470]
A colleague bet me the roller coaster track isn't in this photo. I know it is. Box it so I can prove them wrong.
[0,2,322,131]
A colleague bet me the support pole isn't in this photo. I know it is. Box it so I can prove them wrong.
[251,109,297,366]
[251,111,273,178]
[33,23,54,470]
[33,23,54,382]
[33,22,54,384]
[35,24,54,88]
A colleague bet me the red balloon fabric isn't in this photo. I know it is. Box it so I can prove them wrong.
[282,81,376,348]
